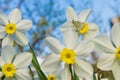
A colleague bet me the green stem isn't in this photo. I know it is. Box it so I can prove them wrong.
[28,66,34,80]
[13,76,17,80]
[97,71,101,80]
[1,75,5,80]
[74,72,79,80]
[69,64,74,80]
[93,73,97,80]
[69,64,79,80]
[29,44,47,80]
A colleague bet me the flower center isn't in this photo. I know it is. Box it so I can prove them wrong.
[2,63,16,78]
[79,23,89,34]
[115,47,120,59]
[60,48,76,64]
[72,20,89,34]
[5,23,16,34]
[48,75,56,80]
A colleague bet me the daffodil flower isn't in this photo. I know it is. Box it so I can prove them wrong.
[41,56,61,80]
[61,6,99,40]
[0,46,32,80]
[41,29,94,79]
[0,8,32,47]
[93,23,120,80]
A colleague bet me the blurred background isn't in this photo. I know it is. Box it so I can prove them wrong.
[0,0,120,55]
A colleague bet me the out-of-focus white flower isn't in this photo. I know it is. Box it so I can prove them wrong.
[0,8,32,47]
[41,29,94,80]
[0,46,32,80]
[40,56,61,80]
[60,6,99,40]
[93,23,120,80]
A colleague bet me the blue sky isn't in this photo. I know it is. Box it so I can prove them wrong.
[0,0,119,33]
[0,0,120,53]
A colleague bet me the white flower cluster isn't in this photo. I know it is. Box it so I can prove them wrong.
[0,9,33,80]
[0,6,119,80]
[42,7,120,80]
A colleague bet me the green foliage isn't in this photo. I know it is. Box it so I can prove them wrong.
[101,71,115,80]
[74,72,79,80]
[37,17,48,27]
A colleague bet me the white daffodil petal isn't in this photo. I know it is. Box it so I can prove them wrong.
[112,60,120,80]
[13,52,32,69]
[45,37,63,54]
[14,31,29,46]
[0,32,6,39]
[78,9,91,22]
[15,69,32,80]
[97,53,115,70]
[0,26,6,39]
[41,53,61,73]
[9,8,21,24]
[60,21,74,32]
[75,40,94,57]
[93,35,115,53]
[1,46,16,63]
[83,23,99,40]
[62,29,79,49]
[0,14,9,25]
[0,56,5,67]
[54,65,62,77]
[2,35,14,48]
[111,23,120,48]
[66,6,78,21]
[15,73,28,80]
[74,59,93,78]
[17,19,32,32]
[61,64,71,80]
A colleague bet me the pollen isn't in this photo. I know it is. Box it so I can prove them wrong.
[79,22,89,34]
[2,63,16,78]
[115,47,120,59]
[48,75,56,80]
[5,23,16,34]
[60,48,76,64]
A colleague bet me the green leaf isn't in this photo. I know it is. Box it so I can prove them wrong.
[93,73,97,80]
[29,44,48,80]
[0,68,2,71]
[74,72,79,80]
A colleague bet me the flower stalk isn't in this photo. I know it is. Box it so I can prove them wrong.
[69,64,74,80]
[29,44,48,80]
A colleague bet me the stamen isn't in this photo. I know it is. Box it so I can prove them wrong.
[79,22,89,34]
[66,53,71,58]
[48,75,56,80]
[2,63,16,77]
[60,48,76,64]
[115,47,120,59]
[5,23,16,34]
